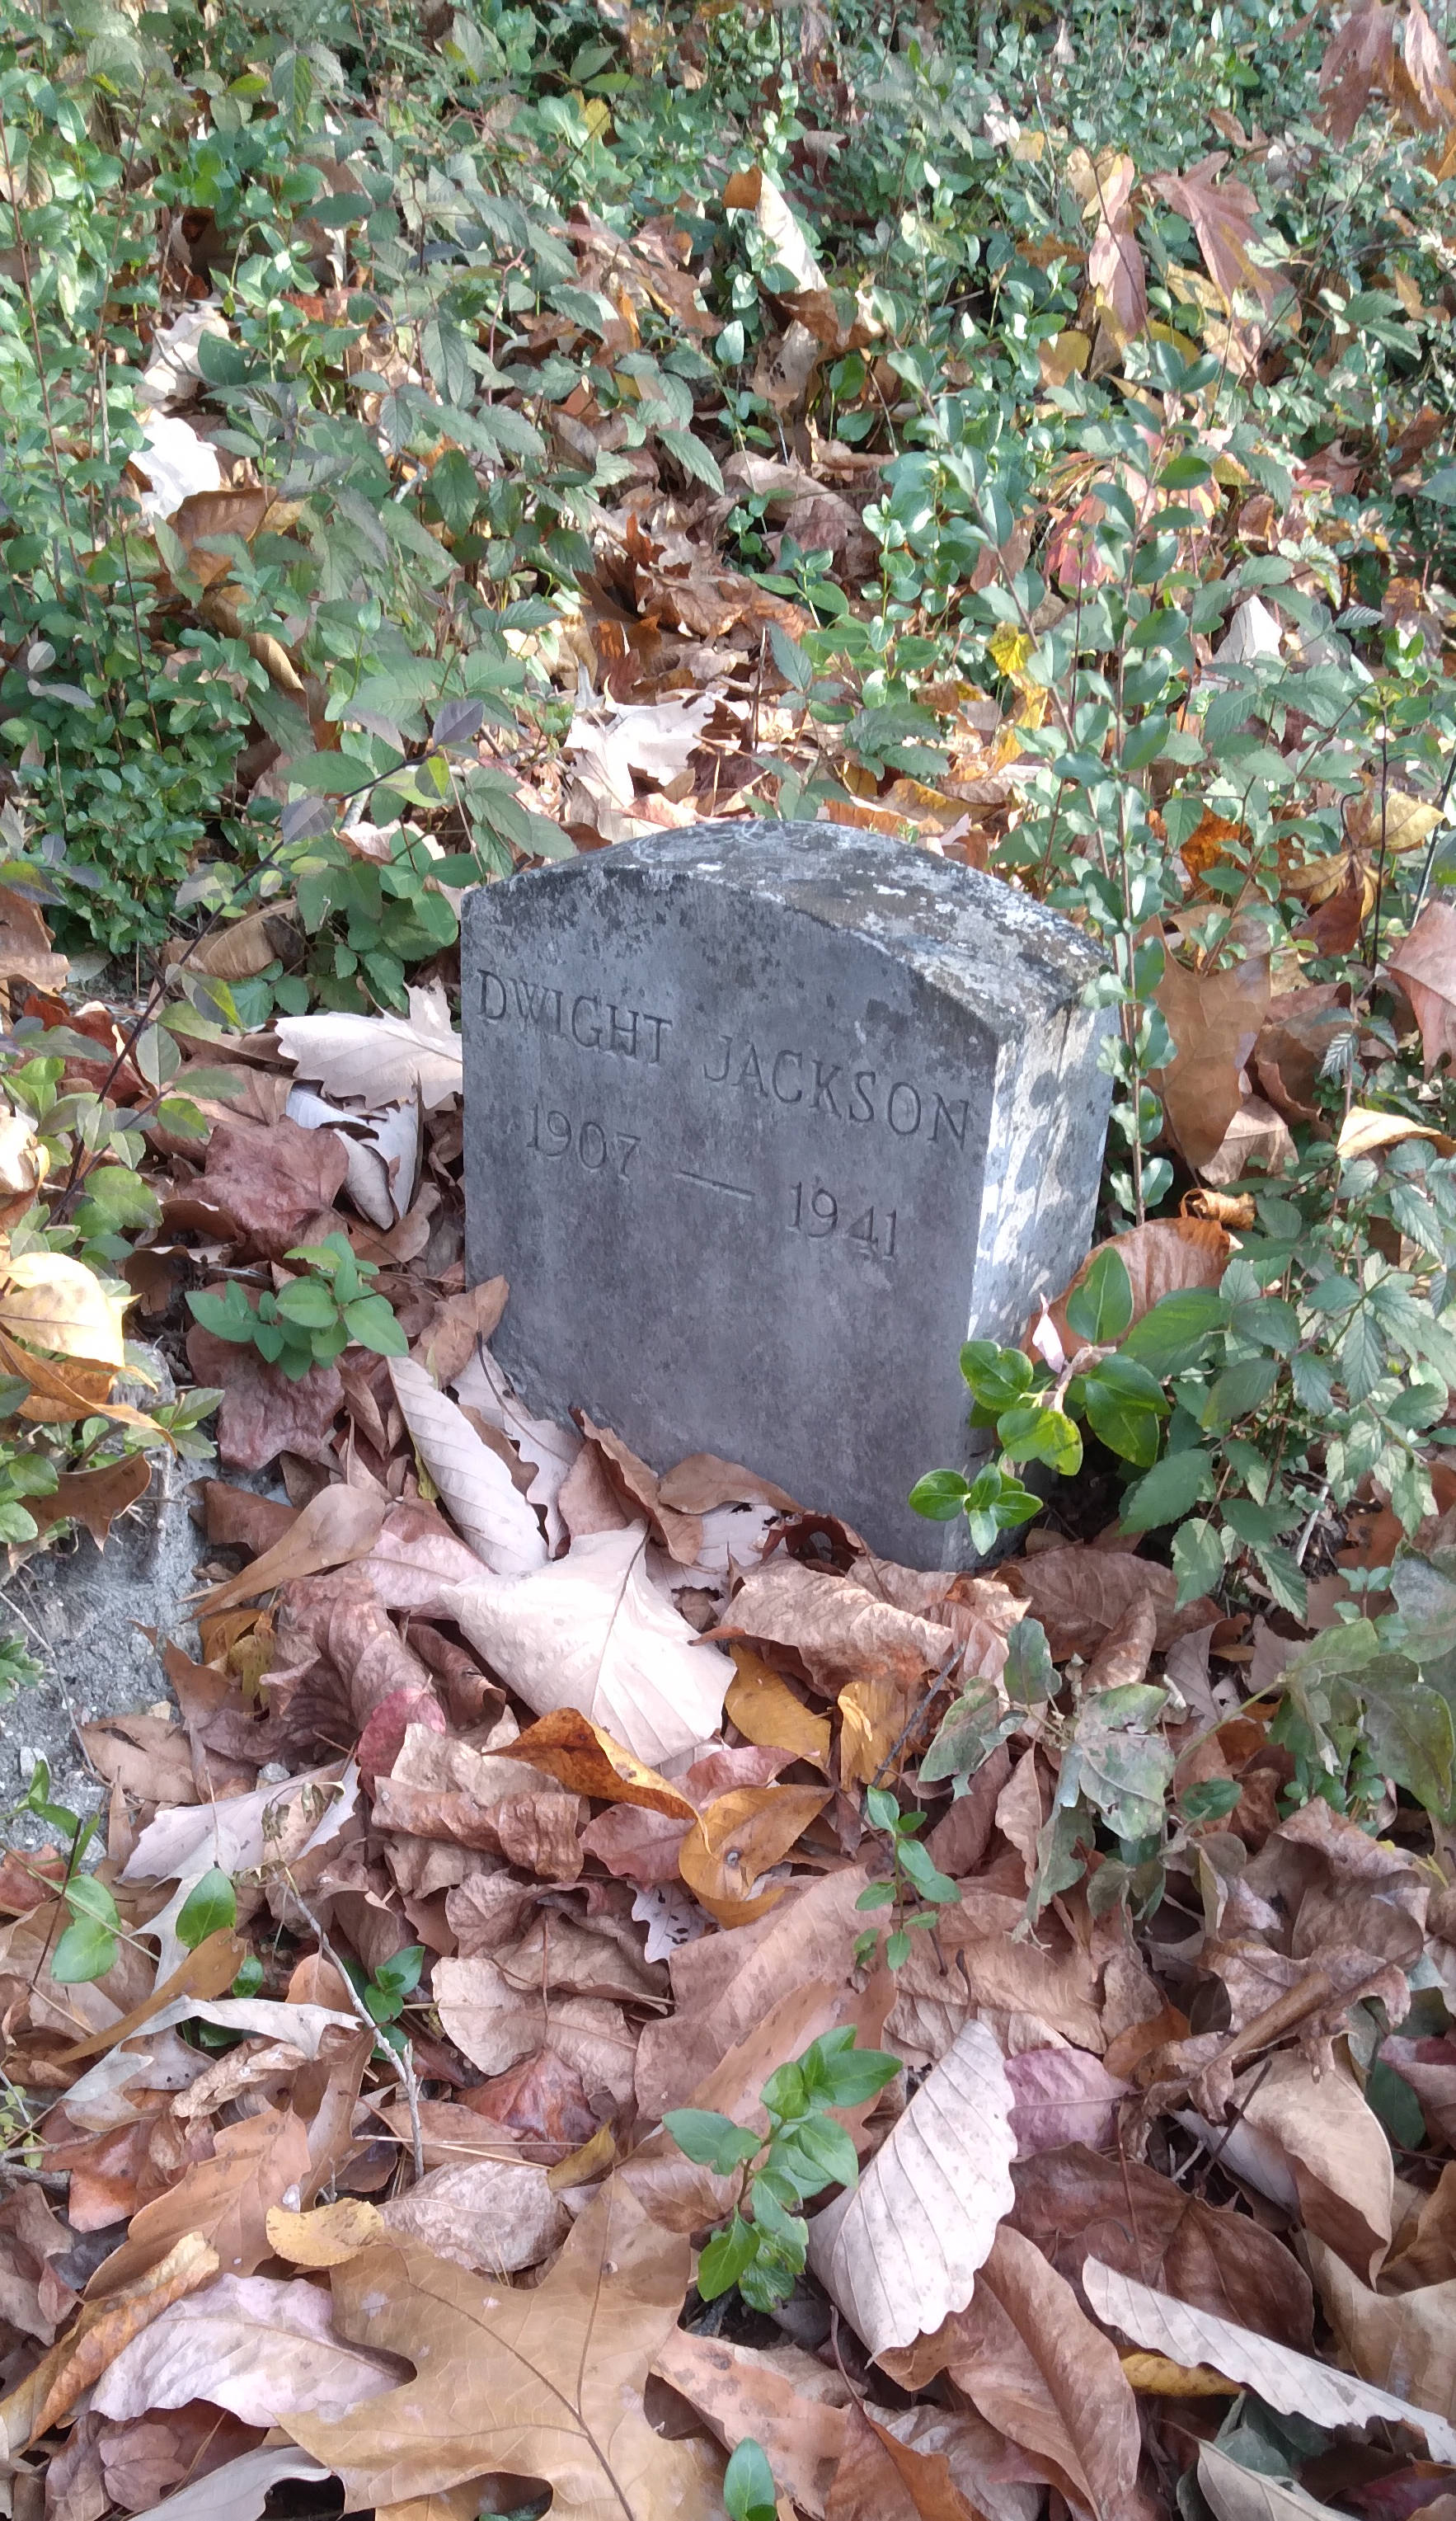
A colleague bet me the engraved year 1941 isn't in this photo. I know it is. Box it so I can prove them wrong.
[790,1181,897,1256]
[528,1103,640,1178]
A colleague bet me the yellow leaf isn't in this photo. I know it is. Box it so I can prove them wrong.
[0,1253,129,1367]
[1039,329,1090,388]
[988,623,1034,679]
[507,1707,697,1817]
[725,1644,832,1769]
[1120,2351,1237,2396]
[265,2199,387,2268]
[547,2122,617,2193]
[839,1672,913,1787]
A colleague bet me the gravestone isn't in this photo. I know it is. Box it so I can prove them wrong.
[463,821,1111,1565]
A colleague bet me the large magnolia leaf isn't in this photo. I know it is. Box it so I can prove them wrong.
[284,2178,712,2519]
[275,980,462,1112]
[442,1522,731,1766]
[1083,2259,1456,2462]
[388,1357,546,1578]
[806,2019,1014,2356]
[0,1252,129,1367]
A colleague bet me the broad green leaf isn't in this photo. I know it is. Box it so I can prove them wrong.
[1064,1246,1134,1345]
[1172,1516,1224,1606]
[51,1915,118,1983]
[909,1468,972,1520]
[176,1866,237,1948]
[998,1402,1083,1477]
[960,1340,1035,1409]
[663,2110,762,2175]
[1120,1288,1227,1374]
[697,2213,759,2301]
[1120,1446,1215,1533]
[724,2438,777,2521]
[919,1680,1019,1784]
[1083,1357,1166,1468]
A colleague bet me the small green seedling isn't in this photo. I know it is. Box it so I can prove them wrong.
[724,2439,777,2521]
[189,1230,406,1380]
[665,2029,899,2312]
[853,1784,960,1968]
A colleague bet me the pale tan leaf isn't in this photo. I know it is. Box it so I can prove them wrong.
[1389,900,1456,1075]
[1198,2443,1337,2521]
[806,2020,1014,2356]
[389,1357,547,1578]
[721,1559,953,1694]
[652,2331,849,2519]
[284,2179,712,2519]
[122,2445,331,2521]
[443,1522,732,1766]
[0,1251,129,1367]
[1308,2235,1456,2429]
[453,1344,580,1554]
[378,2160,570,2276]
[92,2273,405,2425]
[265,2200,386,2268]
[433,1955,638,2109]
[195,1483,388,1616]
[1083,2257,1456,2462]
[275,980,462,1112]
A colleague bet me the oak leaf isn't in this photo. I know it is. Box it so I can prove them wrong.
[275,981,463,1112]
[284,2178,713,2519]
[1152,923,1271,1171]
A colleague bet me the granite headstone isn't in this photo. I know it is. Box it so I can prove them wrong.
[463,821,1111,1564]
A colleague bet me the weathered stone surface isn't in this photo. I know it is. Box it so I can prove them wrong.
[463,821,1111,1564]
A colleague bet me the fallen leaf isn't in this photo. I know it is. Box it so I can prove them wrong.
[433,1955,638,2109]
[1153,924,1272,1170]
[725,1647,833,1768]
[200,1118,348,1258]
[1390,901,1456,1074]
[1011,2144,1313,2345]
[196,1484,387,1615]
[1006,2050,1130,2155]
[1002,1548,1214,1657]
[883,2223,1144,2521]
[186,1324,343,1473]
[720,1559,953,1695]
[284,2179,711,2517]
[444,1522,732,1766]
[120,2443,331,2521]
[1083,2256,1456,2461]
[388,1357,547,1577]
[87,2109,313,2294]
[1087,154,1148,341]
[265,2199,387,2267]
[807,2019,1015,2356]
[678,1783,831,1926]
[275,980,463,1112]
[1308,2235,1456,2433]
[0,1251,129,1367]
[378,2158,571,2274]
[92,2272,406,2425]
[0,2232,220,2449]
[1197,2442,1334,2520]
[506,1708,697,1816]
[1152,155,1286,316]
[652,2330,849,2519]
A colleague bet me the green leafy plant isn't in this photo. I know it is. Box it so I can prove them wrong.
[724,2440,777,2521]
[188,1229,406,1378]
[340,1941,425,2055]
[852,1783,960,1968]
[664,2029,899,2312]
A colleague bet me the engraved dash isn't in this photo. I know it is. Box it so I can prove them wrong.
[675,1167,754,1201]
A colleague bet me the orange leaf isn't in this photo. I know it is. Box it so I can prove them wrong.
[724,1645,832,1770]
[507,1708,697,1818]
[679,1783,830,1927]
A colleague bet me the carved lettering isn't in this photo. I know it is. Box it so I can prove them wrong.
[481,971,507,1019]
[849,1070,876,1124]
[703,1034,731,1084]
[571,994,602,1048]
[772,1050,804,1104]
[513,977,562,1031]
[641,1014,671,1064]
[811,1061,843,1117]
[888,1082,923,1137]
[932,1093,970,1147]
[738,1042,768,1097]
[608,1004,638,1058]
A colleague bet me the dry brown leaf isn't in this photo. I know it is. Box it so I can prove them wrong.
[388,1357,547,1578]
[678,1781,830,1926]
[275,982,463,1112]
[1087,154,1148,341]
[1151,155,1285,316]
[31,1447,151,1545]
[0,1250,129,1368]
[186,1322,343,1472]
[807,2019,1014,2356]
[378,2159,571,2275]
[265,2199,387,2268]
[87,2108,313,2296]
[119,2445,333,2521]
[653,2330,849,2519]
[1083,2257,1456,2461]
[576,1410,703,1563]
[1002,1547,1214,1657]
[1389,901,1456,1074]
[1152,925,1272,1170]
[1197,2442,1335,2520]
[884,2224,1144,2521]
[195,1481,387,1615]
[433,1954,637,2109]
[506,1708,697,1816]
[1011,2145,1313,2347]
[443,1522,732,1766]
[1308,2235,1456,2429]
[285,2179,712,2518]
[720,1559,953,1696]
[0,2232,220,2451]
[725,1647,832,1768]
[1221,2050,1394,2283]
[91,2272,406,2425]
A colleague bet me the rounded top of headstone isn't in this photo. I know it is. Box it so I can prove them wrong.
[471,819,1102,1037]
